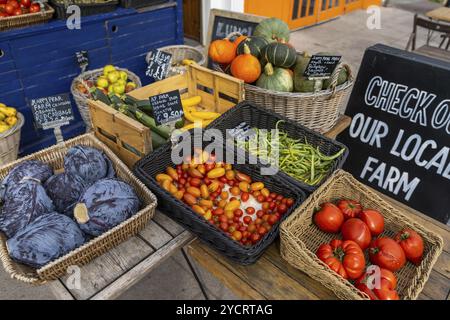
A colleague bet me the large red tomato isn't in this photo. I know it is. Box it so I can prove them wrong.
[0,3,6,11]
[20,0,30,7]
[395,229,424,265]
[359,209,384,236]
[355,267,399,300]
[341,218,372,250]
[7,0,18,8]
[313,202,344,233]
[5,2,13,14]
[369,237,406,272]
[29,2,39,13]
[316,239,365,280]
[337,199,362,220]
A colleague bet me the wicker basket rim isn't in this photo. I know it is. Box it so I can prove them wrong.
[0,113,24,140]
[0,3,54,21]
[145,45,206,64]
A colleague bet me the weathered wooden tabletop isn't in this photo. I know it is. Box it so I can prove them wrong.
[426,7,450,23]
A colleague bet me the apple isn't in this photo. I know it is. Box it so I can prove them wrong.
[125,82,137,93]
[96,76,109,89]
[119,71,128,81]
[113,83,125,95]
[103,65,116,76]
[107,71,119,84]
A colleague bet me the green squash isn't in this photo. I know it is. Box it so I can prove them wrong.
[261,42,296,68]
[254,17,290,43]
[293,52,311,75]
[322,68,349,89]
[236,36,269,59]
[293,52,323,92]
[256,63,293,93]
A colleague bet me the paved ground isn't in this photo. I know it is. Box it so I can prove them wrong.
[0,6,436,300]
[388,0,442,14]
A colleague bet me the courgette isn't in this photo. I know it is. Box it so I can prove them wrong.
[151,130,168,150]
[127,104,171,139]
[108,92,123,107]
[124,94,153,113]
[175,118,185,129]
[91,88,111,106]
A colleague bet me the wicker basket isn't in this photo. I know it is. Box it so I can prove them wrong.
[213,62,353,133]
[0,4,54,31]
[0,113,24,167]
[134,132,306,265]
[146,45,207,77]
[70,68,142,131]
[206,101,348,193]
[280,170,444,300]
[0,133,157,284]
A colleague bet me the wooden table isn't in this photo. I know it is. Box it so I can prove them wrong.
[48,114,353,300]
[426,7,450,23]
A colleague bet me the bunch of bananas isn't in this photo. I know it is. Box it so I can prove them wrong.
[181,96,221,131]
[0,103,18,134]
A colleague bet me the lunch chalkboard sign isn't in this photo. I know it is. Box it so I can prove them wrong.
[30,93,74,130]
[304,55,341,79]
[337,44,450,224]
[146,49,172,82]
[150,90,184,126]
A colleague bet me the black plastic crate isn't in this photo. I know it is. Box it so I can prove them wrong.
[120,0,169,9]
[133,133,306,265]
[206,101,349,193]
[50,0,118,20]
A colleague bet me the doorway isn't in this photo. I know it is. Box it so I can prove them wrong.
[183,0,202,42]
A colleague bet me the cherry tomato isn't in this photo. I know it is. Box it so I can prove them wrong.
[258,226,267,235]
[228,225,236,233]
[225,210,234,220]
[247,224,256,233]
[270,192,277,199]
[257,195,265,203]
[219,215,228,223]
[241,192,250,202]
[277,203,288,215]
[233,216,240,223]
[255,218,263,225]
[256,210,264,218]
[268,215,278,225]
[220,222,228,231]
[269,202,276,210]
[220,191,229,200]
[262,202,270,211]
[234,209,243,217]
[286,198,294,207]
[230,186,240,196]
[243,216,252,225]
[246,207,255,215]
[232,231,242,241]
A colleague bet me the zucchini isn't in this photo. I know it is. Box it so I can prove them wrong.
[151,130,168,150]
[127,104,171,139]
[108,92,123,107]
[175,118,185,129]
[91,88,111,106]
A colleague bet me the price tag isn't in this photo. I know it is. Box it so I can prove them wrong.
[150,90,184,126]
[304,55,341,79]
[75,51,89,72]
[228,122,256,141]
[30,93,74,130]
[146,49,172,81]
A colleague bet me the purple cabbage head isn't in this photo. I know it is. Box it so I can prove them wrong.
[0,160,53,201]
[44,172,89,216]
[0,179,55,238]
[7,212,85,269]
[64,145,115,186]
[74,178,140,236]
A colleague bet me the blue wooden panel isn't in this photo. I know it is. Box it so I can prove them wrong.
[0,79,22,95]
[0,42,13,62]
[0,89,26,108]
[0,70,19,84]
[0,60,15,74]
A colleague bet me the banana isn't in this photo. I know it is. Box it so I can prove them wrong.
[181,96,202,109]
[0,105,16,117]
[0,112,5,121]
[190,111,220,120]
[181,119,214,131]
[182,59,196,66]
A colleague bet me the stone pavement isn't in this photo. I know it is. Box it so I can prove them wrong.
[0,6,435,300]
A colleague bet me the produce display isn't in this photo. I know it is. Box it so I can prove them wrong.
[0,145,142,269]
[313,198,425,300]
[208,17,349,93]
[0,0,41,18]
[237,121,345,186]
[155,149,295,246]
[0,103,19,134]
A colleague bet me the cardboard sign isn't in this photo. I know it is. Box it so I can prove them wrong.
[30,93,74,130]
[150,90,183,126]
[146,49,172,81]
[75,51,89,71]
[337,44,450,224]
[304,55,341,79]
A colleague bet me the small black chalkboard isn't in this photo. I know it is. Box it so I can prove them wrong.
[150,90,184,126]
[30,93,74,129]
[304,55,341,78]
[75,51,89,71]
[146,49,172,82]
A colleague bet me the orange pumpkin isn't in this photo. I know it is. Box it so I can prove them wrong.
[233,35,247,50]
[231,44,261,83]
[209,38,236,64]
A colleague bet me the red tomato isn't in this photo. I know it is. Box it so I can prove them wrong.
[0,12,7,17]
[7,0,18,9]
[369,237,406,272]
[359,209,384,236]
[12,6,20,15]
[0,0,6,4]
[374,287,400,300]
[256,210,264,218]
[241,192,249,202]
[395,229,424,265]
[341,218,372,250]
[29,2,39,13]
[250,233,260,243]
[233,209,243,217]
[246,207,255,215]
[243,216,252,225]
[277,203,287,215]
[313,202,344,233]
[0,3,5,11]
[257,226,267,235]
[5,3,13,14]
[354,283,379,300]
[316,239,365,280]
[268,215,278,225]
[286,198,294,207]
[337,199,362,219]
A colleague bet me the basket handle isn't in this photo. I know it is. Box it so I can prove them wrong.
[327,63,353,99]
[224,32,243,40]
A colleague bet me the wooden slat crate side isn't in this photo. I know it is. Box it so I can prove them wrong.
[128,73,189,100]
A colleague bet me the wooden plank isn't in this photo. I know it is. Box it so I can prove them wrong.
[152,210,186,236]
[187,240,266,300]
[426,7,450,22]
[419,269,450,300]
[324,115,352,139]
[61,236,154,300]
[129,73,188,99]
[48,280,75,300]
[191,241,321,300]
[432,251,450,279]
[90,231,193,300]
[138,220,174,250]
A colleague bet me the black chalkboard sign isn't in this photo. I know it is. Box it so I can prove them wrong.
[304,55,341,78]
[146,49,172,81]
[337,44,450,224]
[150,90,184,126]
[30,93,74,129]
[75,51,89,71]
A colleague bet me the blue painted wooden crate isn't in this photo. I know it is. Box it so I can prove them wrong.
[0,1,183,156]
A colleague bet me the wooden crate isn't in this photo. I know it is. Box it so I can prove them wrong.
[89,64,244,167]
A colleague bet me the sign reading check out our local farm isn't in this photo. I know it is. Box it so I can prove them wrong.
[338,44,450,224]
[30,93,74,130]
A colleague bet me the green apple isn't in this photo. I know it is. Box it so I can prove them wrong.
[113,83,126,95]
[103,65,116,76]
[119,71,128,81]
[116,78,126,86]
[108,84,114,93]
[96,76,109,89]
[107,71,120,84]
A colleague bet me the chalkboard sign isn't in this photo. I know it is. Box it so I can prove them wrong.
[75,51,89,71]
[150,90,183,126]
[30,93,74,130]
[337,44,450,224]
[304,55,341,79]
[146,49,172,81]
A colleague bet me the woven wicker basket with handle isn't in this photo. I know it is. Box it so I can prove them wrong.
[280,170,443,300]
[0,113,24,166]
[0,133,157,284]
[0,4,54,31]
[71,68,142,131]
